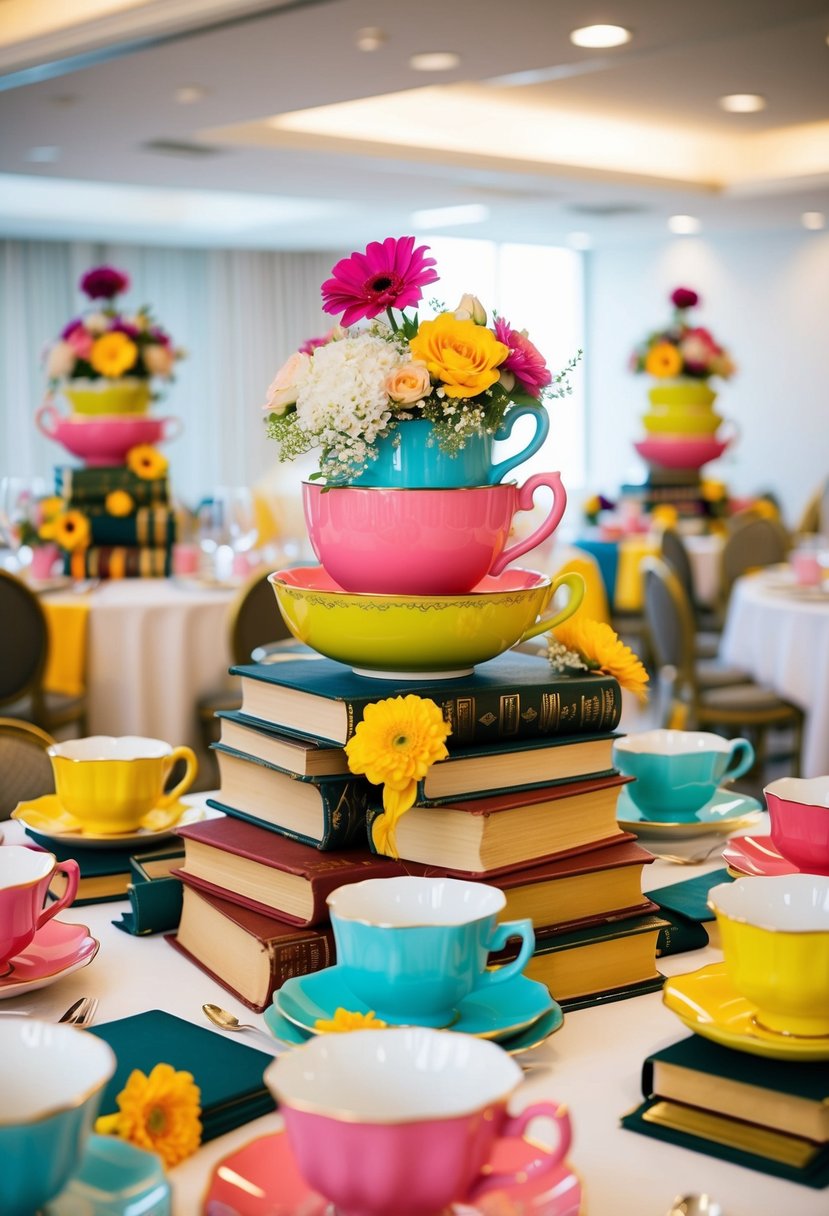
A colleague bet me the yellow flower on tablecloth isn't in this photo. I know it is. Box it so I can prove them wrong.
[94,1063,201,1169]
[127,445,169,479]
[106,489,135,517]
[552,618,650,702]
[314,1008,388,1033]
[345,695,451,858]
[51,510,90,552]
[644,341,682,378]
[408,312,508,399]
[90,331,138,378]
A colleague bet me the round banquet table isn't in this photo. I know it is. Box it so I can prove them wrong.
[719,567,829,778]
[2,814,824,1216]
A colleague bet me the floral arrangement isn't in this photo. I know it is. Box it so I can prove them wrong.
[95,1062,202,1168]
[263,235,581,482]
[630,287,735,381]
[547,618,649,702]
[583,493,616,526]
[45,266,184,386]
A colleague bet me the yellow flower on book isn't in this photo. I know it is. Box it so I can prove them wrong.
[644,340,682,378]
[700,479,726,503]
[552,617,649,702]
[127,444,169,480]
[650,504,679,530]
[90,331,138,378]
[345,694,451,859]
[314,1008,387,1033]
[51,509,90,552]
[105,489,135,517]
[94,1063,201,1169]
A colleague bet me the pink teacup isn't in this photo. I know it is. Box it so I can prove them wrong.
[765,777,829,875]
[0,846,80,970]
[35,403,182,467]
[266,1026,571,1216]
[302,474,568,595]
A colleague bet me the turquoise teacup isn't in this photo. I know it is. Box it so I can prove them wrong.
[0,1018,116,1216]
[327,876,535,1025]
[345,408,550,488]
[612,729,755,818]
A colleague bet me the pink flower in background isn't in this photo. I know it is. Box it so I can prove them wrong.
[671,286,699,310]
[142,344,176,377]
[112,320,141,340]
[61,317,83,339]
[149,326,172,346]
[299,328,337,355]
[65,324,94,360]
[321,236,438,326]
[46,341,76,378]
[679,326,719,373]
[80,265,130,299]
[493,317,552,397]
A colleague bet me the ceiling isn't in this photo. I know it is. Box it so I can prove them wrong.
[0,0,827,249]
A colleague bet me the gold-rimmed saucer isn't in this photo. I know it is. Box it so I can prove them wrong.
[11,794,213,849]
[663,962,829,1061]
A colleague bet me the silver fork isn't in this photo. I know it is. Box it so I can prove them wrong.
[58,996,98,1026]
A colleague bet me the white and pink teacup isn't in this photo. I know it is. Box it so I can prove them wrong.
[302,474,568,595]
[266,1026,572,1216]
[0,846,79,971]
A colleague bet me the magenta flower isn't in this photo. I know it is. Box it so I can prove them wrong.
[111,320,141,339]
[61,318,83,340]
[321,236,438,326]
[149,326,172,347]
[299,329,336,355]
[493,317,552,398]
[65,325,94,360]
[671,286,699,310]
[80,265,130,300]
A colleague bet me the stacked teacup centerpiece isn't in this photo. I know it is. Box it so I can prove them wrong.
[262,235,584,678]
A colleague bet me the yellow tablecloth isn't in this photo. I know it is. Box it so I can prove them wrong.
[42,600,89,697]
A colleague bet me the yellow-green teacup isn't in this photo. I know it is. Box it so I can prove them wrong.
[62,379,151,417]
[647,379,717,409]
[642,409,723,436]
[48,735,198,834]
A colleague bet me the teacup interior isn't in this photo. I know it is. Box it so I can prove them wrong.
[269,1027,521,1119]
[328,876,505,925]
[614,729,731,756]
[765,777,829,809]
[710,875,829,931]
[49,735,171,762]
[0,1019,114,1122]
[0,845,53,889]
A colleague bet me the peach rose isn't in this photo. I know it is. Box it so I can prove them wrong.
[453,293,487,325]
[264,351,310,414]
[46,341,76,379]
[143,343,176,377]
[385,361,431,405]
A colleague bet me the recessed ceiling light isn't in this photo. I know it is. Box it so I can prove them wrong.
[174,85,207,104]
[668,214,701,235]
[802,211,826,230]
[356,27,386,51]
[409,51,460,72]
[411,203,489,228]
[718,93,766,113]
[570,24,632,49]
[26,146,60,163]
[567,231,592,251]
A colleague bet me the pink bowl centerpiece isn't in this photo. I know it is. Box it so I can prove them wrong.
[35,403,182,467]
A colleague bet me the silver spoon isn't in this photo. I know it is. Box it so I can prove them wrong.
[202,1002,287,1052]
[667,1195,723,1216]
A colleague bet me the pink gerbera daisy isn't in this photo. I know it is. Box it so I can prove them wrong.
[321,236,438,326]
[493,317,552,398]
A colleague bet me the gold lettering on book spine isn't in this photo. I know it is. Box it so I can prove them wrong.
[539,693,562,732]
[454,697,475,743]
[499,694,520,735]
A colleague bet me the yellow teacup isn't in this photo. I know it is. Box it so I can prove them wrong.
[48,736,198,834]
[62,379,151,417]
[642,409,723,436]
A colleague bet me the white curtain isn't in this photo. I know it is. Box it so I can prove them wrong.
[0,239,342,506]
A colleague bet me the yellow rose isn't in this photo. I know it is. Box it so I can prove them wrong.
[90,332,138,378]
[644,341,682,378]
[409,313,508,399]
[385,361,431,405]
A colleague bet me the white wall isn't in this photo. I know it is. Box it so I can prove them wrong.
[584,229,829,527]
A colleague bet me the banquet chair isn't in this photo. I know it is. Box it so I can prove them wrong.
[0,718,55,820]
[0,570,87,737]
[659,527,721,656]
[795,477,829,536]
[718,514,791,611]
[642,556,802,775]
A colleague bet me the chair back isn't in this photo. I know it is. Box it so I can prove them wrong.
[720,516,791,605]
[0,571,49,709]
[0,718,55,820]
[229,568,292,665]
[659,527,695,607]
[642,556,697,693]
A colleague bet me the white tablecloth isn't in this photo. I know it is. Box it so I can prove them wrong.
[719,568,829,777]
[2,816,823,1216]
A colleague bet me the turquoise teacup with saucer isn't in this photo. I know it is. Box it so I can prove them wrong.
[613,729,755,820]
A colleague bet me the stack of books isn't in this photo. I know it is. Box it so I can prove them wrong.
[170,649,666,1013]
[54,465,175,578]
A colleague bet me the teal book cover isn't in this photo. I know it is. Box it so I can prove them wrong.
[649,868,733,957]
[55,464,170,506]
[30,830,173,907]
[85,505,177,547]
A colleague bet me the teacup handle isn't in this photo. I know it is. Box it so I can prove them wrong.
[489,406,551,484]
[36,860,80,929]
[35,399,63,439]
[467,1101,572,1202]
[477,918,535,988]
[490,472,567,576]
[518,571,585,644]
[157,745,198,808]
[160,416,184,443]
[723,738,754,783]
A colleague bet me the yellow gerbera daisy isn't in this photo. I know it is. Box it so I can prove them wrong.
[106,489,135,517]
[52,509,90,552]
[90,331,138,378]
[95,1063,202,1169]
[126,444,169,479]
[553,618,650,702]
[644,341,682,378]
[314,1008,387,1034]
[650,504,679,530]
[700,479,726,503]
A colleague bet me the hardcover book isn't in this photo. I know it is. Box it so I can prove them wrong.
[216,710,350,778]
[649,868,733,956]
[56,464,170,506]
[231,650,622,747]
[521,912,667,1004]
[169,883,336,1013]
[65,545,172,579]
[36,830,178,907]
[210,744,369,849]
[85,505,177,548]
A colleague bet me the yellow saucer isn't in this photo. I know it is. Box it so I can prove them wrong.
[663,962,829,1061]
[12,793,193,846]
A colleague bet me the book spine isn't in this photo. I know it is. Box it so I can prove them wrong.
[65,545,172,579]
[87,507,177,547]
[207,784,370,851]
[56,466,170,506]
[655,911,711,957]
[269,926,335,987]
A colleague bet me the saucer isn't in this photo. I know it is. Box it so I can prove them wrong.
[722,834,802,878]
[616,785,764,838]
[276,965,555,1041]
[0,919,99,999]
[12,794,214,849]
[44,1133,171,1215]
[663,962,829,1061]
[202,1127,582,1216]
[264,995,564,1056]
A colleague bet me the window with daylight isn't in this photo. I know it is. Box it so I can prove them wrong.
[421,236,586,492]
